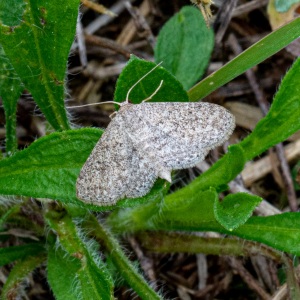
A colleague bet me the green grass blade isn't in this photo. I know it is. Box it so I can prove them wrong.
[188,17,300,101]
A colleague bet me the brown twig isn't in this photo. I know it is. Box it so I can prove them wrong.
[84,34,131,58]
[127,235,158,289]
[214,0,238,44]
[232,0,269,18]
[76,16,88,68]
[124,1,156,49]
[226,257,272,300]
[80,0,117,17]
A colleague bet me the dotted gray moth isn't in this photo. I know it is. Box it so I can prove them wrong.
[76,67,235,206]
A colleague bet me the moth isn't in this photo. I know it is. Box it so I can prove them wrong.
[76,67,235,206]
[76,101,234,206]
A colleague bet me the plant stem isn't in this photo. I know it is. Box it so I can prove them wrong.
[86,214,162,300]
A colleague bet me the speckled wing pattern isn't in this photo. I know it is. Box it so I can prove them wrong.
[76,102,235,206]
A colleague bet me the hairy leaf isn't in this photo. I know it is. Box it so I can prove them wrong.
[114,55,188,104]
[0,0,79,130]
[214,193,262,231]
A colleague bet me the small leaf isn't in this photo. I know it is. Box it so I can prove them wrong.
[214,193,262,231]
[0,243,45,267]
[0,205,20,229]
[114,55,188,104]
[0,45,23,154]
[275,0,300,12]
[155,6,214,90]
[0,0,79,130]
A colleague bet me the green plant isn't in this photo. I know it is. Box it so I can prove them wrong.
[1,2,300,299]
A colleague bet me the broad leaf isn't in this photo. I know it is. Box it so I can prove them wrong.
[109,190,300,255]
[155,6,214,90]
[0,128,101,205]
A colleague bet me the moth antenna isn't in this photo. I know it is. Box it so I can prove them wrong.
[142,80,164,103]
[69,101,122,109]
[125,61,163,103]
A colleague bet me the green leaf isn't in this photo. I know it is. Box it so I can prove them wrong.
[194,145,245,192]
[46,210,114,300]
[1,254,46,299]
[0,0,79,131]
[47,243,82,300]
[275,0,300,12]
[0,128,102,205]
[214,193,262,231]
[155,6,214,90]
[114,55,188,104]
[188,17,300,101]
[0,243,45,266]
[109,190,300,255]
[0,45,23,155]
[234,213,300,255]
[165,145,245,203]
[0,128,167,210]
[239,57,300,160]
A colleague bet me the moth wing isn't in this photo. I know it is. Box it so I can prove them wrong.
[123,102,235,170]
[76,116,133,205]
[124,153,157,199]
[76,114,158,205]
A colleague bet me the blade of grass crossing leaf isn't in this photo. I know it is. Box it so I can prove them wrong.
[188,17,300,101]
